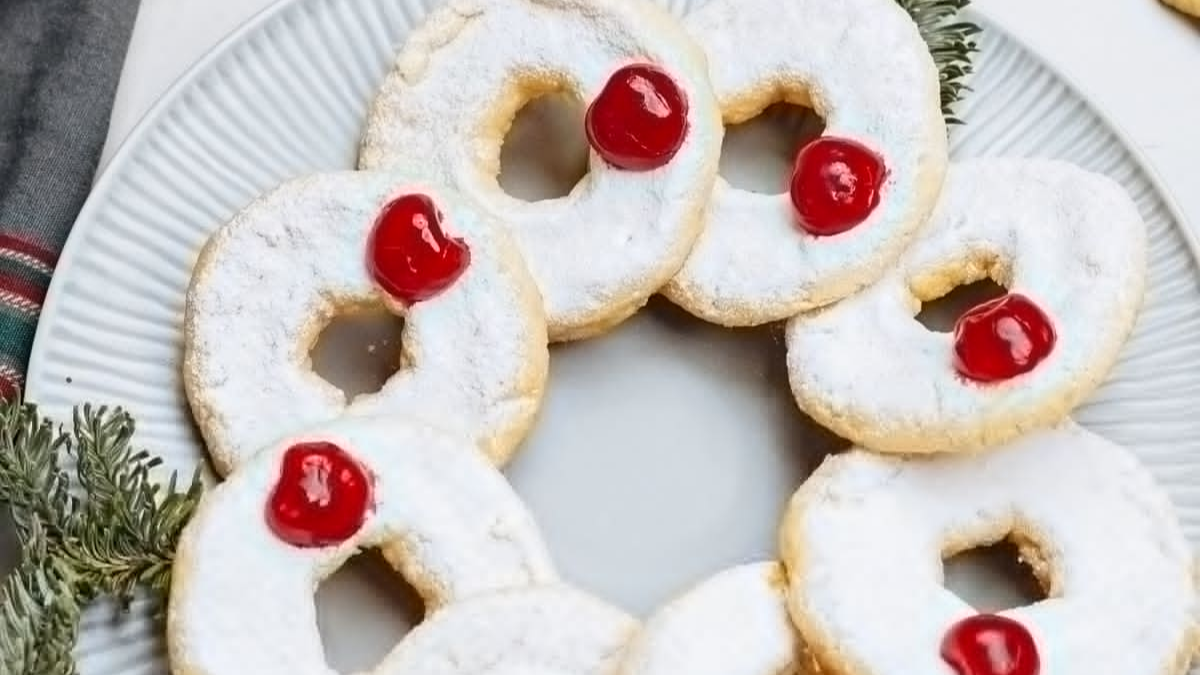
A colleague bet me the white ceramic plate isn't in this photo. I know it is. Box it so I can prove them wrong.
[17,0,1200,672]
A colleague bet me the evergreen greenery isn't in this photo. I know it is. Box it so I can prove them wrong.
[0,399,203,675]
[902,0,982,125]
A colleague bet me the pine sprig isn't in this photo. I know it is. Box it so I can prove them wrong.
[899,0,982,125]
[0,397,205,675]
[0,561,80,675]
[0,401,77,548]
[66,406,204,604]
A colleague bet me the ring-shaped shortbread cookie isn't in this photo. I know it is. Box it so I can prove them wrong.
[662,0,948,326]
[376,585,638,675]
[779,421,1199,675]
[167,416,560,675]
[183,170,548,475]
[620,562,813,675]
[785,159,1147,455]
[358,0,723,341]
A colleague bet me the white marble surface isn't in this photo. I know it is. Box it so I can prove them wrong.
[103,0,1199,227]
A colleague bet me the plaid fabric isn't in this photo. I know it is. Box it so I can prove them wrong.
[0,0,142,397]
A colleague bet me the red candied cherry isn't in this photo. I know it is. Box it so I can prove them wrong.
[367,193,471,305]
[953,293,1056,383]
[266,442,373,548]
[941,613,1040,675]
[585,63,689,171]
[789,136,887,236]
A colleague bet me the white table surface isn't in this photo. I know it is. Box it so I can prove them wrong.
[102,0,1199,225]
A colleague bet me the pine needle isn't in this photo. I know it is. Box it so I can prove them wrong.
[899,0,982,125]
[0,397,204,675]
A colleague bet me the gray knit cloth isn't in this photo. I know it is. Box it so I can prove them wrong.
[0,0,141,395]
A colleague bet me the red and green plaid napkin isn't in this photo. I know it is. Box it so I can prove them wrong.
[0,0,141,398]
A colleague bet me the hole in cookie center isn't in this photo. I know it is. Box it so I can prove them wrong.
[916,279,1008,332]
[310,304,406,401]
[719,102,825,194]
[316,550,424,674]
[944,540,1048,612]
[499,89,589,202]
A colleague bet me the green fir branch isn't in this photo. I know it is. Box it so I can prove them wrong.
[0,561,81,675]
[899,0,982,125]
[0,397,205,675]
[0,401,78,548]
[66,406,204,604]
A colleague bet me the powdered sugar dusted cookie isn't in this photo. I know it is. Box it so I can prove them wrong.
[785,159,1147,455]
[620,562,813,675]
[358,0,722,341]
[376,585,638,675]
[183,170,548,475]
[779,421,1199,675]
[662,0,947,326]
[168,416,559,675]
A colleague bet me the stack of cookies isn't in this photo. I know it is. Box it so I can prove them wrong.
[167,0,1200,674]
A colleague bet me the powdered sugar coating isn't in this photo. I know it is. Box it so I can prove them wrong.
[620,562,809,675]
[376,585,638,675]
[785,159,1147,454]
[779,421,1199,675]
[358,0,723,341]
[167,416,559,675]
[662,0,947,326]
[183,170,548,475]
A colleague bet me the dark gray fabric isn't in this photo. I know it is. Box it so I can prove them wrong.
[0,0,141,390]
[0,0,141,248]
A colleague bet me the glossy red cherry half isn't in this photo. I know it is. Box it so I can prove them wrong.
[941,614,1040,675]
[266,442,373,548]
[953,293,1056,383]
[367,193,470,305]
[585,63,689,171]
[789,136,887,236]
